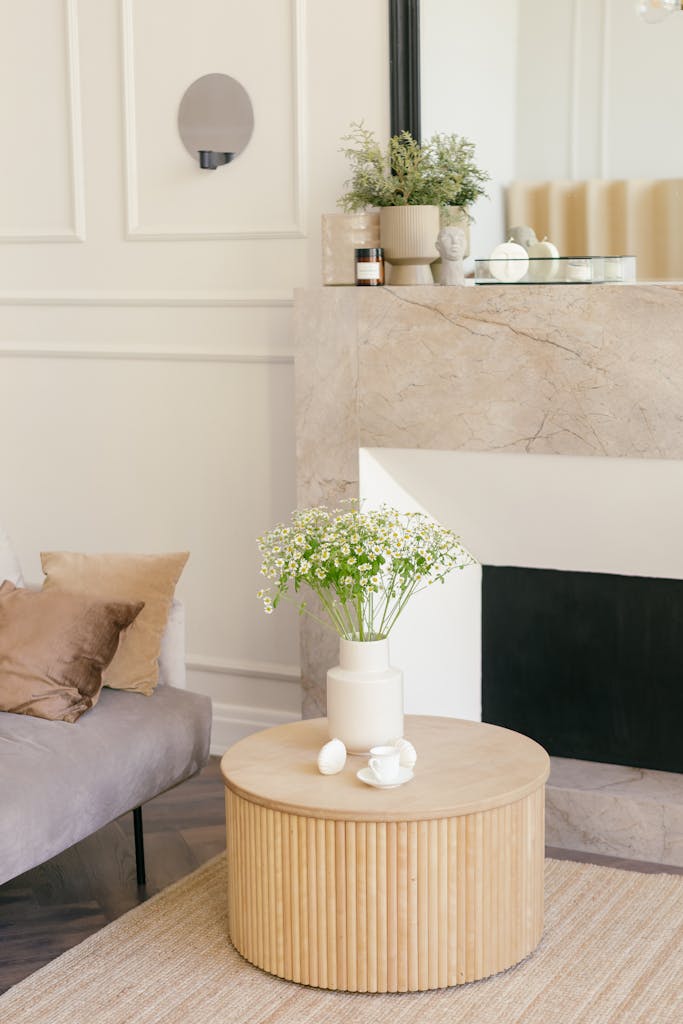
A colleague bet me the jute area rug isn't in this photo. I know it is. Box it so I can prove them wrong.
[1,856,681,1024]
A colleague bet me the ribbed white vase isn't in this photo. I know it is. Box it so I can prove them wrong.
[326,637,404,754]
[380,205,440,285]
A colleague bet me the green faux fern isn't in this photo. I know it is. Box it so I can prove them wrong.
[338,123,490,212]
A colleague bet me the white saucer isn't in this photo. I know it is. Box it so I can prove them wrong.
[356,766,414,789]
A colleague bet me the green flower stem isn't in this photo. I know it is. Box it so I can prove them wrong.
[381,579,435,635]
[377,565,401,636]
[314,588,347,635]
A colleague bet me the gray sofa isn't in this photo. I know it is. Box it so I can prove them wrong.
[0,529,212,887]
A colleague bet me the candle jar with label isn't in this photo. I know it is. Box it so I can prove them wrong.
[355,247,385,287]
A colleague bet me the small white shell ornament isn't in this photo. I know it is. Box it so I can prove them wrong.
[392,737,417,769]
[317,738,347,775]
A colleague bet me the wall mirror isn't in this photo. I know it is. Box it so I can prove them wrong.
[178,73,254,168]
[390,0,683,279]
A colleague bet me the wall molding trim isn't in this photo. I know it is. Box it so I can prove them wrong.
[0,0,86,243]
[0,289,293,308]
[65,0,87,242]
[0,344,294,365]
[121,0,307,240]
[187,653,300,684]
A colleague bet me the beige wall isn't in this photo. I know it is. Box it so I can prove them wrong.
[0,0,389,751]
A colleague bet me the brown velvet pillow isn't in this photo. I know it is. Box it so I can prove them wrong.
[0,580,144,723]
[40,552,188,696]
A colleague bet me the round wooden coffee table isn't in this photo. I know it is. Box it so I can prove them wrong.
[220,715,549,993]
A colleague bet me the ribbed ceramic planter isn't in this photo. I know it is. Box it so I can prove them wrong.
[380,205,440,285]
[326,637,404,753]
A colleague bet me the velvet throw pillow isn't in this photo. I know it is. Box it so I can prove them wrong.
[0,581,143,723]
[40,551,189,696]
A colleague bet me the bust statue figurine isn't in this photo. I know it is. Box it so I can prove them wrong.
[435,226,467,286]
[508,225,538,251]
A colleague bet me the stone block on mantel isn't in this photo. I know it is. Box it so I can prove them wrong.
[296,284,683,476]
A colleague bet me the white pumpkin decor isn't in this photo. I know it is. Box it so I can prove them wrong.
[527,236,560,281]
[488,239,529,283]
[528,236,559,260]
[317,737,347,775]
[392,737,417,769]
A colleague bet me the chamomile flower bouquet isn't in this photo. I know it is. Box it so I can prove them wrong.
[257,503,475,642]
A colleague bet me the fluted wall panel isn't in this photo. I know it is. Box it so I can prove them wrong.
[506,178,683,281]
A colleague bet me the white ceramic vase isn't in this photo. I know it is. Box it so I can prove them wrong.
[379,205,440,285]
[326,637,404,754]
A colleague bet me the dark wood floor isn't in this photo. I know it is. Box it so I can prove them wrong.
[1,756,681,995]
[0,757,226,994]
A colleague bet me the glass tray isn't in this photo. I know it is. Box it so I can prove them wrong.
[474,255,636,285]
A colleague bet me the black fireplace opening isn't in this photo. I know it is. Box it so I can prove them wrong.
[481,566,683,773]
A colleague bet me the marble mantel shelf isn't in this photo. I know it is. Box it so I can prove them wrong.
[294,283,683,716]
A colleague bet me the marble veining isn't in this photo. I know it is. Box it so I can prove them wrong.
[295,284,683,713]
[295,284,683,865]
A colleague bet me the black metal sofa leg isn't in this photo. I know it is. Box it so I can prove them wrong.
[133,806,146,886]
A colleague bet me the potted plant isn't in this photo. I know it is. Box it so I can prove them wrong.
[257,503,475,751]
[338,123,489,284]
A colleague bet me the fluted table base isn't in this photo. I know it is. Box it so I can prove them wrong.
[225,785,545,992]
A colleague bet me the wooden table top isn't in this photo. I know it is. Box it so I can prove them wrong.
[220,716,550,822]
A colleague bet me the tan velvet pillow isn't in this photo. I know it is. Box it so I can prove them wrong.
[0,580,143,723]
[40,551,189,696]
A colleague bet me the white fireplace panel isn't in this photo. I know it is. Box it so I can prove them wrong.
[359,447,683,721]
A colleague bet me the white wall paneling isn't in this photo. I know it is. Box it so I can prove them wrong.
[515,0,683,182]
[121,0,306,239]
[187,655,301,755]
[420,0,520,264]
[0,295,294,358]
[210,703,300,756]
[0,291,293,307]
[0,0,390,745]
[0,351,301,736]
[0,0,85,242]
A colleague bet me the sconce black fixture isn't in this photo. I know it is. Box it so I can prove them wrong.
[198,150,235,170]
[178,74,254,170]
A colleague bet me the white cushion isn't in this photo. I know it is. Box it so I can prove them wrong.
[0,524,23,587]
[157,598,187,689]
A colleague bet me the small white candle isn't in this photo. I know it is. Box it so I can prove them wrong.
[567,260,592,283]
[604,258,624,282]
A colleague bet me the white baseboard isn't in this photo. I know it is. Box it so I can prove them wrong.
[209,700,301,756]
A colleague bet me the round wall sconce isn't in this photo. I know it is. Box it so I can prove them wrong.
[178,73,254,169]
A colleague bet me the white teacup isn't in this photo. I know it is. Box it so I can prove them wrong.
[368,745,401,784]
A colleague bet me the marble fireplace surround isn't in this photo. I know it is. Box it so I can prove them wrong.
[294,284,683,865]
